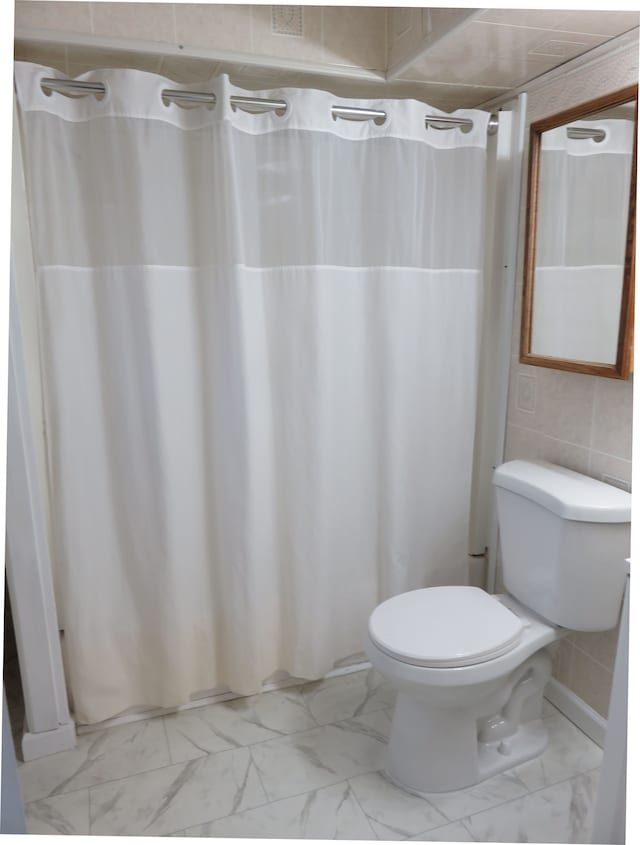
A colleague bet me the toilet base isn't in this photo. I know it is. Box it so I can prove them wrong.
[385,711,549,796]
[382,649,553,793]
[477,719,549,781]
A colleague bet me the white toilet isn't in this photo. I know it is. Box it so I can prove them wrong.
[365,460,630,794]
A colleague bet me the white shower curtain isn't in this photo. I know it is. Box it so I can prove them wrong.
[15,63,489,724]
[532,118,634,362]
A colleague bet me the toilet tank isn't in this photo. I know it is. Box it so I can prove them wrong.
[493,460,630,631]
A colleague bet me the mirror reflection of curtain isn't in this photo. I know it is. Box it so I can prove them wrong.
[532,118,634,363]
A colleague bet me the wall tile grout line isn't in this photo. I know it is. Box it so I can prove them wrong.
[587,375,599,461]
[570,641,616,675]
[171,3,178,46]
[506,421,591,450]
[507,421,631,465]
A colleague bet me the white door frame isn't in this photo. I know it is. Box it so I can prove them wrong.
[7,98,75,760]
[6,263,75,760]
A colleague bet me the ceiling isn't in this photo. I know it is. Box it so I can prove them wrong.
[13,5,640,110]
[396,9,640,90]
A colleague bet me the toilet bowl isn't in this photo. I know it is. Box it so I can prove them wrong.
[366,588,560,792]
[366,460,630,794]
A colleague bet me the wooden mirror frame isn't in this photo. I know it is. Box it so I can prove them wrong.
[521,85,637,378]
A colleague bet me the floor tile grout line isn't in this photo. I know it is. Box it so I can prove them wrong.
[28,756,601,841]
[86,783,92,835]
[172,777,364,839]
[172,696,392,754]
[517,763,602,801]
[173,712,597,840]
[21,688,601,836]
[226,762,387,812]
[179,790,275,835]
[90,749,275,838]
[173,748,280,837]
[25,740,601,837]
[161,712,175,766]
[22,755,191,806]
[21,710,382,807]
[20,686,392,803]
[409,765,602,841]
[57,744,388,834]
[172,760,602,840]
[247,744,271,807]
[469,766,601,826]
[35,738,596,825]
[344,778,385,840]
[20,705,589,811]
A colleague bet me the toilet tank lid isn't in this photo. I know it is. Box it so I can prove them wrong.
[493,460,631,523]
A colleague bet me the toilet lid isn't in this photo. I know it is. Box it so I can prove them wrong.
[368,586,524,668]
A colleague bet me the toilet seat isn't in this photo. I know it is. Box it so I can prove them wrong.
[368,586,524,668]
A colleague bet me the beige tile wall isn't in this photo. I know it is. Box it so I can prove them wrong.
[502,37,637,719]
[14,2,388,71]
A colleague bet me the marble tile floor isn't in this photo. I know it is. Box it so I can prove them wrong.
[14,669,602,841]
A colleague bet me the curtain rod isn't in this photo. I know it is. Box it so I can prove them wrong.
[40,77,500,135]
[566,126,606,142]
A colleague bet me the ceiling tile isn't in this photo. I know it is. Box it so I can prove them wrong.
[551,10,640,37]
[526,32,608,61]
[401,53,558,90]
[477,9,572,29]
[477,8,639,37]
[399,55,491,85]
[472,21,605,61]
[413,21,547,64]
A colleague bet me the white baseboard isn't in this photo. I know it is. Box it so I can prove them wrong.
[544,678,607,748]
[21,721,76,762]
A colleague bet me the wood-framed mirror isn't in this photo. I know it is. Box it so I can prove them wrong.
[521,85,637,378]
